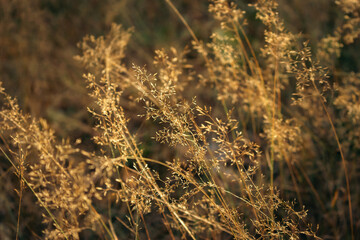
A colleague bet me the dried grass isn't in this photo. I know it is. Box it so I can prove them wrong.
[1,0,359,239]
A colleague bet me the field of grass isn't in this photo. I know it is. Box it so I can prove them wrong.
[0,0,359,239]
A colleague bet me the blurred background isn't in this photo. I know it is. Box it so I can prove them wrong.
[1,0,359,138]
[0,0,359,239]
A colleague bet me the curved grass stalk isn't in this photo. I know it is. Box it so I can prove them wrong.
[311,81,354,240]
[0,146,70,240]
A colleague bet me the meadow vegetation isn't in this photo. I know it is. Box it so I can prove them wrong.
[0,0,359,239]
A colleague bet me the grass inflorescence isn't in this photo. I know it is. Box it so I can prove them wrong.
[1,0,359,239]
